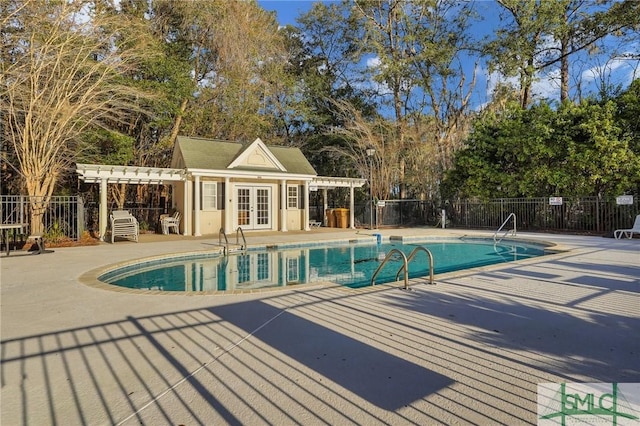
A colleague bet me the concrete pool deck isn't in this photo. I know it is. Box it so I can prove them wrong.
[1,227,639,425]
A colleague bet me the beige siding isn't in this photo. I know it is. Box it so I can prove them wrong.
[199,210,223,235]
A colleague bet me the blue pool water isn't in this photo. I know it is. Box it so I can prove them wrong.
[98,238,548,292]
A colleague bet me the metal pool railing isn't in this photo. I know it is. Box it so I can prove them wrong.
[0,195,84,240]
[371,246,435,290]
[395,246,435,286]
[493,213,517,243]
[347,197,638,234]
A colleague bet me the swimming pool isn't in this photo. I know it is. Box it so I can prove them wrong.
[97,238,549,293]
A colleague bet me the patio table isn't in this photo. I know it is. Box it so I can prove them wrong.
[0,223,28,256]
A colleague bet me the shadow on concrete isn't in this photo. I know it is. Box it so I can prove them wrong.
[1,287,453,425]
[209,300,452,411]
[378,254,640,383]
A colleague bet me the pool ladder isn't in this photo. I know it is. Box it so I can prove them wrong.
[494,213,517,243]
[219,227,247,256]
[370,246,435,290]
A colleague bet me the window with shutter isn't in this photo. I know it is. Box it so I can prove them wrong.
[287,185,298,209]
[202,182,217,210]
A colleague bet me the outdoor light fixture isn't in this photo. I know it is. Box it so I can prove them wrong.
[366,148,376,229]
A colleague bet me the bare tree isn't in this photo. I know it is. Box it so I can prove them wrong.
[353,0,478,197]
[323,100,400,202]
[1,0,159,232]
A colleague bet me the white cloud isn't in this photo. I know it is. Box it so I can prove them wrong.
[483,69,519,102]
[366,56,381,69]
[582,53,640,86]
[532,69,561,100]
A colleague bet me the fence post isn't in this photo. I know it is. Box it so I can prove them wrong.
[77,197,85,240]
[19,195,25,225]
[596,196,601,233]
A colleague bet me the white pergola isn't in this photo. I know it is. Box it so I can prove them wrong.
[77,163,366,239]
[311,177,367,227]
[76,164,185,240]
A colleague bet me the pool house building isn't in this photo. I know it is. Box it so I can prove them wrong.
[77,136,366,240]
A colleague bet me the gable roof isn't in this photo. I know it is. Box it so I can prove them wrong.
[172,136,317,176]
[227,138,287,171]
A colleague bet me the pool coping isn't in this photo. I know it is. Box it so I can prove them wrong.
[79,235,566,295]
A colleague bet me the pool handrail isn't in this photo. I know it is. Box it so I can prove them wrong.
[494,212,517,243]
[219,227,247,255]
[371,249,409,290]
[236,227,246,250]
[219,228,230,255]
[395,246,435,285]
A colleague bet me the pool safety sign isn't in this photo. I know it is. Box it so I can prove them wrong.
[617,195,634,205]
[538,382,640,425]
[549,197,563,206]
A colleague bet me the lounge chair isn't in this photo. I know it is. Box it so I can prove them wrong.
[309,220,322,229]
[614,214,640,239]
[161,211,181,235]
[110,210,139,243]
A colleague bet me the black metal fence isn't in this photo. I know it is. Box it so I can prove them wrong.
[447,197,639,234]
[0,196,168,241]
[83,203,167,234]
[3,195,638,240]
[0,195,85,240]
[348,196,639,235]
[349,200,441,228]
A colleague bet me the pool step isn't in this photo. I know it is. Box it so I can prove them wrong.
[224,244,245,255]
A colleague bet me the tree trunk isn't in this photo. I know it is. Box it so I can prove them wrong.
[168,98,189,145]
[25,174,55,235]
[560,37,570,102]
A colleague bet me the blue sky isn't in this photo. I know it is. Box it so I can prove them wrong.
[259,0,327,25]
[258,0,639,108]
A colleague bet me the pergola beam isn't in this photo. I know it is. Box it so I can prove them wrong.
[76,163,185,184]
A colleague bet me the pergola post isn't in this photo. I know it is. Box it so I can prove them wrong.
[182,178,189,235]
[280,179,288,232]
[304,181,310,231]
[349,182,355,229]
[194,175,201,236]
[224,177,232,234]
[322,188,328,226]
[99,178,108,241]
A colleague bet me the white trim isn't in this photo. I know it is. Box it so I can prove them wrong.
[349,181,356,229]
[312,176,366,188]
[99,179,107,241]
[228,138,287,172]
[188,168,314,181]
[183,179,189,235]
[76,163,184,184]
[287,185,299,209]
[280,180,288,232]
[224,177,232,234]
[194,175,201,236]
[304,181,310,231]
[201,181,218,211]
[235,185,273,230]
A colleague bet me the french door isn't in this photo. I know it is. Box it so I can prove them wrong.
[236,186,271,230]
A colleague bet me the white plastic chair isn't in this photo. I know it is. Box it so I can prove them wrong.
[161,211,181,235]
